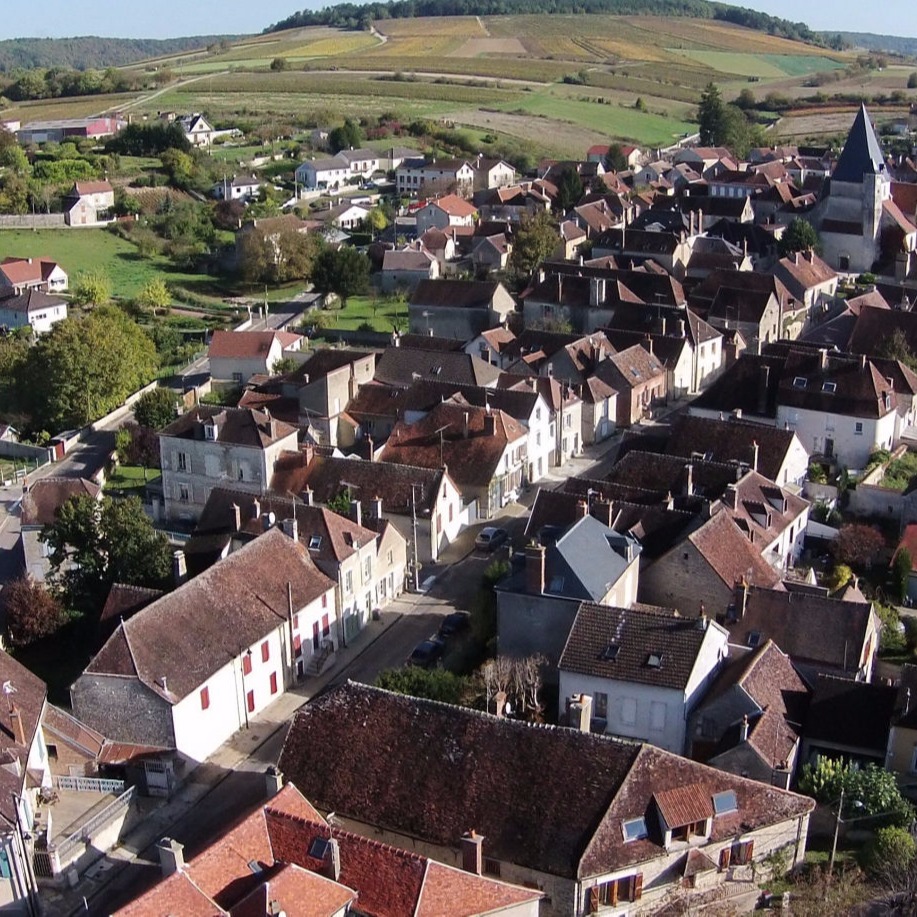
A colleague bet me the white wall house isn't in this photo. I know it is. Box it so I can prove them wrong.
[559,606,730,754]
[295,156,351,192]
[0,290,67,334]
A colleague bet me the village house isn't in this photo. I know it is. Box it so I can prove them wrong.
[185,486,407,652]
[177,112,216,147]
[380,399,527,519]
[208,329,303,386]
[374,345,500,388]
[688,640,809,789]
[279,682,814,917]
[380,244,440,292]
[595,344,668,428]
[772,250,838,316]
[270,451,465,565]
[114,782,542,917]
[558,602,730,753]
[497,513,642,674]
[408,279,515,340]
[212,173,261,202]
[414,194,478,234]
[71,529,336,764]
[63,180,115,226]
[0,289,68,334]
[396,157,476,197]
[158,406,299,523]
[0,257,68,295]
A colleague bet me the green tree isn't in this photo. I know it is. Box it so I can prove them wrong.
[270,56,289,71]
[310,246,370,306]
[909,73,917,89]
[133,387,178,431]
[375,667,468,705]
[271,356,298,375]
[22,306,158,429]
[779,218,822,258]
[3,576,67,647]
[510,210,558,278]
[877,327,917,373]
[698,82,727,146]
[893,548,913,605]
[735,87,757,110]
[236,228,274,284]
[41,494,172,610]
[603,143,627,172]
[470,558,510,650]
[555,166,583,213]
[800,759,913,826]
[826,563,853,592]
[71,269,112,306]
[136,278,171,314]
[328,118,363,154]
[272,228,322,283]
[365,206,388,237]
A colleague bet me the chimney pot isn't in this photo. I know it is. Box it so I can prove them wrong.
[281,515,298,542]
[156,837,185,877]
[265,765,283,798]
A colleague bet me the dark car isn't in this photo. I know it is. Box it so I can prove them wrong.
[438,611,471,639]
[408,638,445,668]
[475,526,509,552]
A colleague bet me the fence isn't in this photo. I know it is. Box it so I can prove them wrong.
[0,214,65,229]
[53,786,136,870]
[55,775,126,794]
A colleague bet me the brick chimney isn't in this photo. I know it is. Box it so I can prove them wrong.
[8,705,25,747]
[526,543,546,595]
[323,838,342,882]
[483,411,496,437]
[575,499,589,520]
[264,765,283,798]
[724,483,738,510]
[156,838,185,876]
[461,831,484,875]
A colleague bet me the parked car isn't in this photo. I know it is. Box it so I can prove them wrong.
[475,527,508,552]
[408,638,445,668]
[438,611,471,639]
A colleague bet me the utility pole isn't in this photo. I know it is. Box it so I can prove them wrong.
[828,784,844,886]
[410,483,420,592]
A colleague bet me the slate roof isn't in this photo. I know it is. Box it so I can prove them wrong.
[607,450,742,501]
[0,288,67,316]
[727,586,875,677]
[559,602,716,690]
[284,348,375,385]
[409,279,505,311]
[374,347,499,388]
[379,401,526,490]
[278,683,814,881]
[160,406,298,448]
[804,674,896,754]
[84,529,334,704]
[20,476,100,527]
[848,305,917,358]
[832,105,886,184]
[270,452,447,516]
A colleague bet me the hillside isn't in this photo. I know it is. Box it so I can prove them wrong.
[829,32,917,58]
[266,0,833,48]
[0,36,240,72]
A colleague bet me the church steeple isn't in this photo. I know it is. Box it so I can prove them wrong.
[832,104,885,184]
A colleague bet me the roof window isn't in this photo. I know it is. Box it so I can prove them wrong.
[821,382,837,394]
[747,631,762,648]
[308,534,322,550]
[712,790,738,816]
[308,837,331,859]
[622,817,648,842]
[600,643,620,662]
[792,377,807,389]
[646,652,663,669]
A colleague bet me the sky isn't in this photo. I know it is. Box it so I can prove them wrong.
[0,0,915,41]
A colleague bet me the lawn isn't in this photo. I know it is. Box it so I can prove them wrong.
[319,293,407,333]
[881,452,917,491]
[104,464,161,494]
[0,229,208,300]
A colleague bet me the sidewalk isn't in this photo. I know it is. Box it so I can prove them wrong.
[44,610,407,916]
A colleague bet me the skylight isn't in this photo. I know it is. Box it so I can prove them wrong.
[712,790,738,816]
[821,382,837,394]
[308,837,330,859]
[308,534,322,550]
[600,643,620,662]
[792,377,807,389]
[646,652,663,669]
[623,817,648,842]
[747,631,762,648]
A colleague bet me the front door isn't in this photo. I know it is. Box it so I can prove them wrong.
[825,438,834,459]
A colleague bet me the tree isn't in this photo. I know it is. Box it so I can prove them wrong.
[328,118,363,154]
[375,667,468,705]
[799,759,913,825]
[133,387,178,431]
[270,56,289,71]
[779,217,822,257]
[236,228,274,284]
[831,523,886,570]
[41,494,172,609]
[877,327,917,373]
[364,206,388,237]
[272,228,321,283]
[470,558,509,649]
[555,166,583,213]
[310,246,370,306]
[698,82,727,146]
[603,143,627,172]
[826,563,853,592]
[135,278,171,314]
[735,87,757,110]
[510,210,558,278]
[71,269,112,306]
[893,547,912,604]
[271,356,298,375]
[3,576,66,646]
[909,72,917,90]
[21,306,158,429]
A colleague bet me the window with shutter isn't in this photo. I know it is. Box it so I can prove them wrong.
[589,887,600,914]
[261,641,270,663]
[200,687,209,710]
[632,873,643,901]
[719,847,731,870]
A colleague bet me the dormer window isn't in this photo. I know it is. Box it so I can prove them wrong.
[747,631,762,648]
[821,382,836,394]
[792,377,807,389]
[204,423,217,440]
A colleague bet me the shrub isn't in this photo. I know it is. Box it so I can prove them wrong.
[893,547,912,604]
[826,563,853,591]
[866,826,916,881]
[808,463,828,484]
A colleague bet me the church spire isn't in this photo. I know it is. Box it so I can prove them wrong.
[832,104,885,184]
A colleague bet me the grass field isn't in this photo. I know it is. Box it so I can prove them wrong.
[320,294,407,332]
[0,229,205,299]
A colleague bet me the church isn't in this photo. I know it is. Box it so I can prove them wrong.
[810,104,917,277]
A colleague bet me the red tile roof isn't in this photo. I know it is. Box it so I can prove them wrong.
[208,330,301,360]
[654,783,714,828]
[114,870,224,916]
[0,256,60,287]
[20,476,100,527]
[73,180,113,195]
[687,511,783,591]
[427,194,477,218]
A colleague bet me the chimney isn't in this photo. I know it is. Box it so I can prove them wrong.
[324,838,342,882]
[264,765,283,798]
[350,499,362,528]
[526,542,546,595]
[252,497,262,520]
[231,502,241,532]
[261,511,276,531]
[644,333,654,357]
[156,837,185,877]
[461,831,485,876]
[724,483,738,510]
[757,364,770,415]
[684,462,694,497]
[483,413,496,437]
[302,487,314,506]
[568,693,593,732]
[173,550,187,586]
[8,705,25,747]
[739,714,750,742]
[591,499,614,527]
[678,318,685,338]
[281,515,298,542]
[735,577,749,619]
[463,411,470,438]
[371,495,383,519]
[860,353,867,370]
[575,499,589,520]
[819,348,828,370]
[751,440,759,473]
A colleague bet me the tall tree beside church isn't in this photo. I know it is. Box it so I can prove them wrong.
[697,83,727,146]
